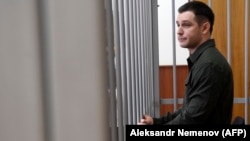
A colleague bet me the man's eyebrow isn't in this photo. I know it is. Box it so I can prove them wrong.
[176,20,191,24]
[181,20,191,23]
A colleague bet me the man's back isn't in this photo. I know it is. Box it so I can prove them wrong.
[184,39,234,124]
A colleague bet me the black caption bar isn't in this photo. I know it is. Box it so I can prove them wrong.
[126,125,250,141]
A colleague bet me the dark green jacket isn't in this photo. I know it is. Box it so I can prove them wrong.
[154,39,234,124]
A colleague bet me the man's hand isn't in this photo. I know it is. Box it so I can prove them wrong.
[137,114,153,125]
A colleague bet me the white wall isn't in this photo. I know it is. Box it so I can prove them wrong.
[158,0,189,66]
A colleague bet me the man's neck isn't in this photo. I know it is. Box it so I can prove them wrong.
[188,37,211,55]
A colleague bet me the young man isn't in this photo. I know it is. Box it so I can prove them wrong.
[138,1,234,124]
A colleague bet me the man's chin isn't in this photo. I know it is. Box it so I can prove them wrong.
[179,45,187,48]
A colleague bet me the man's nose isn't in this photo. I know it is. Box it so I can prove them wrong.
[177,27,183,35]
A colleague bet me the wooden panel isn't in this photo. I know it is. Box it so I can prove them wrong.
[248,0,250,121]
[232,104,245,119]
[231,0,245,98]
[160,105,174,116]
[196,0,208,4]
[159,66,173,99]
[230,0,248,122]
[211,0,228,58]
[159,65,188,99]
[159,66,188,116]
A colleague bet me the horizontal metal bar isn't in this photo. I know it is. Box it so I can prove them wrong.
[161,98,250,104]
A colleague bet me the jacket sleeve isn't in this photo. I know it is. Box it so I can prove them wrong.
[163,63,223,124]
[153,108,182,125]
[154,64,223,125]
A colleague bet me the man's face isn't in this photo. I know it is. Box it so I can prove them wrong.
[176,11,203,49]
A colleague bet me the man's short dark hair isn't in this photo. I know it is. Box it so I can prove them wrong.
[178,1,215,34]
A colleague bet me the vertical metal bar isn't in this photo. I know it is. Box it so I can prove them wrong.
[208,0,213,39]
[123,0,130,126]
[146,0,151,115]
[142,0,147,115]
[172,0,177,111]
[142,0,146,116]
[145,0,150,116]
[140,0,145,120]
[208,0,212,7]
[151,0,160,117]
[104,0,117,140]
[137,0,142,122]
[129,0,136,124]
[37,1,54,141]
[113,0,124,140]
[132,0,137,124]
[125,0,132,125]
[144,0,148,116]
[227,0,231,64]
[117,0,126,140]
[149,0,153,116]
[244,0,249,124]
[139,0,144,119]
[140,0,145,116]
[145,0,150,115]
[135,0,140,122]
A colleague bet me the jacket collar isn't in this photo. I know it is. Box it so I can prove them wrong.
[187,39,215,68]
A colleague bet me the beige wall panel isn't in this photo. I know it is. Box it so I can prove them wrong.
[0,0,110,141]
[0,1,44,141]
[49,0,109,141]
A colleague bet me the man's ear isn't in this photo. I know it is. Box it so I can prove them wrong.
[201,22,210,34]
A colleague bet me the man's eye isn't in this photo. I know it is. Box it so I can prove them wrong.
[182,24,191,27]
